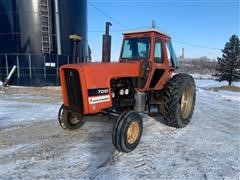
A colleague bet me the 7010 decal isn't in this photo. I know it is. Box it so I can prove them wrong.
[88,88,109,96]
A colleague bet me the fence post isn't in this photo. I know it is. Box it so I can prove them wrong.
[56,54,59,78]
[5,54,9,76]
[29,54,32,79]
[16,55,20,78]
[43,55,46,79]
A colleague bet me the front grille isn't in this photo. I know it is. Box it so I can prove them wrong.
[64,69,83,112]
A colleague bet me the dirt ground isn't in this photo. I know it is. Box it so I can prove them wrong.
[0,82,239,179]
[213,85,240,92]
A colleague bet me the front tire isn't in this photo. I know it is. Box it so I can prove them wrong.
[58,104,85,130]
[112,111,143,153]
[163,73,196,128]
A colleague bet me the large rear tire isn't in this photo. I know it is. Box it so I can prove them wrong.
[112,111,143,153]
[163,73,196,128]
[58,104,85,130]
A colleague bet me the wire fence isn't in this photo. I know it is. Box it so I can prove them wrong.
[0,53,78,85]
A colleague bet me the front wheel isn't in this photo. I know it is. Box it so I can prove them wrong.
[163,73,196,128]
[58,104,85,130]
[112,111,143,153]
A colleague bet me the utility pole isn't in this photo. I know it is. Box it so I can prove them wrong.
[181,48,185,62]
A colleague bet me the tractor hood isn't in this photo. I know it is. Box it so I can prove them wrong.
[61,61,141,89]
[59,61,141,114]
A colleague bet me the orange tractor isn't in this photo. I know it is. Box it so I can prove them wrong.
[58,29,196,153]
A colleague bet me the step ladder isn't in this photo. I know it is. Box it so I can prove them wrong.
[40,0,53,53]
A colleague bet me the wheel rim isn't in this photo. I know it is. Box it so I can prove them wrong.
[127,121,140,144]
[180,85,194,119]
[59,108,63,120]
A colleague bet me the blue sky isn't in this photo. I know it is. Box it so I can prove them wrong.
[88,0,239,61]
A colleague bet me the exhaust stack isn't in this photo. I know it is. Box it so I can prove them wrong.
[102,22,112,63]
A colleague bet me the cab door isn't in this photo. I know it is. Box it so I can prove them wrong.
[146,36,173,90]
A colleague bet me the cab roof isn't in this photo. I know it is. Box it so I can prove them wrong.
[123,28,171,38]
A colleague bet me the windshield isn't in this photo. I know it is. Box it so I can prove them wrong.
[121,37,151,59]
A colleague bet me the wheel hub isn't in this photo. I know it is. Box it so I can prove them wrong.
[70,115,80,125]
[127,122,139,144]
[180,86,194,119]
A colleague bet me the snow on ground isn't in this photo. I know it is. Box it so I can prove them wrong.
[0,80,240,179]
[0,94,60,129]
[0,87,61,129]
[191,73,214,80]
[196,80,240,102]
[196,79,240,89]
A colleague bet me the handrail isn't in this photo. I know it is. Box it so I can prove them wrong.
[0,53,73,56]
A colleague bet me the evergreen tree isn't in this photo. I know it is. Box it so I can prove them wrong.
[214,35,240,85]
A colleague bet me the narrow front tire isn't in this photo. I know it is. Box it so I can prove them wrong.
[112,111,143,153]
[58,104,85,130]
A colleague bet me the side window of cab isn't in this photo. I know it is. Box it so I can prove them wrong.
[154,37,163,63]
[166,41,172,66]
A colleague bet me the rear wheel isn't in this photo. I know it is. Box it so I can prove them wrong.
[58,104,85,130]
[112,110,143,153]
[163,73,196,128]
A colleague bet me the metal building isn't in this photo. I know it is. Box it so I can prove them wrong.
[0,0,88,86]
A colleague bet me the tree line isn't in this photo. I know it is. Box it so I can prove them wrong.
[177,57,217,75]
[177,34,240,85]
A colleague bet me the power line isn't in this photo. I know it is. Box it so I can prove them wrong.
[88,1,221,51]
[88,1,129,29]
[88,26,150,33]
[88,29,124,33]
[152,26,221,50]
[172,39,221,50]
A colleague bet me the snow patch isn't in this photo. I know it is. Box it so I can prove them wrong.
[196,79,240,89]
[0,92,61,129]
[191,73,213,79]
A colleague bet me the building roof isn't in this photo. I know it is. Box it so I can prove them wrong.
[123,28,171,38]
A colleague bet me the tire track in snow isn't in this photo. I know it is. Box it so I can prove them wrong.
[93,116,187,178]
[131,118,186,176]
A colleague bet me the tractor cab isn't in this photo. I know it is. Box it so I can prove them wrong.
[120,29,179,90]
[120,29,178,67]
